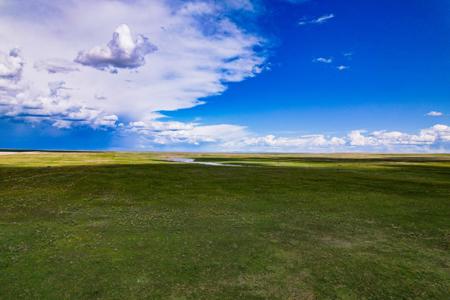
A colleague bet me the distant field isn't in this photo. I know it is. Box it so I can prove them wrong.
[0,152,449,299]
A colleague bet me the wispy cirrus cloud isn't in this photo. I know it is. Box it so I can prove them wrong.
[298,13,335,26]
[313,53,353,72]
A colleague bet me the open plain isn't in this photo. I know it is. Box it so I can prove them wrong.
[0,152,449,299]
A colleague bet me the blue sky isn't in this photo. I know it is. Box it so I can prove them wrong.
[0,0,449,152]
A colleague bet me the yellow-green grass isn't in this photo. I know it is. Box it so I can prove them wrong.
[1,152,449,299]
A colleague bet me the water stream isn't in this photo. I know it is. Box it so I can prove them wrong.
[167,157,240,167]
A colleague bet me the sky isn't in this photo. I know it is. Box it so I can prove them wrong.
[0,0,449,152]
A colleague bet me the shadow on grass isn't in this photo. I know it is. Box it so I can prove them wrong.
[1,160,449,204]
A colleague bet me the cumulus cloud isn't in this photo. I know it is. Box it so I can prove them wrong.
[0,61,117,129]
[0,84,118,129]
[0,48,24,81]
[426,111,443,117]
[0,48,27,116]
[299,14,335,26]
[34,59,79,74]
[123,116,450,152]
[347,125,450,148]
[0,0,267,131]
[126,119,247,146]
[227,124,450,152]
[126,118,346,150]
[75,24,158,73]
[225,134,346,151]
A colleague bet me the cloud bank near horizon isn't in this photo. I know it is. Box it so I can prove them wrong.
[123,121,450,153]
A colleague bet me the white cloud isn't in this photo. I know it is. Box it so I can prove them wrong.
[347,125,450,148]
[225,134,346,150]
[426,111,443,117]
[0,48,24,81]
[126,119,247,146]
[315,14,335,23]
[123,118,450,152]
[0,0,267,130]
[313,57,333,64]
[231,124,450,152]
[299,14,335,26]
[337,65,349,71]
[0,65,117,129]
[75,24,158,73]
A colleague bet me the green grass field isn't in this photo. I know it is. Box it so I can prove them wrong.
[0,152,449,299]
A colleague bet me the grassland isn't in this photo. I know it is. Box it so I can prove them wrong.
[0,152,449,299]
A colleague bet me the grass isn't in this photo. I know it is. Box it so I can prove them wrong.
[0,152,449,299]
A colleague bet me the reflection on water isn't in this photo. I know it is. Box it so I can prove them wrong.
[167,157,239,167]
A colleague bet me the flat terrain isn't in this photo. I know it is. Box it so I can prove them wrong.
[0,152,449,299]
